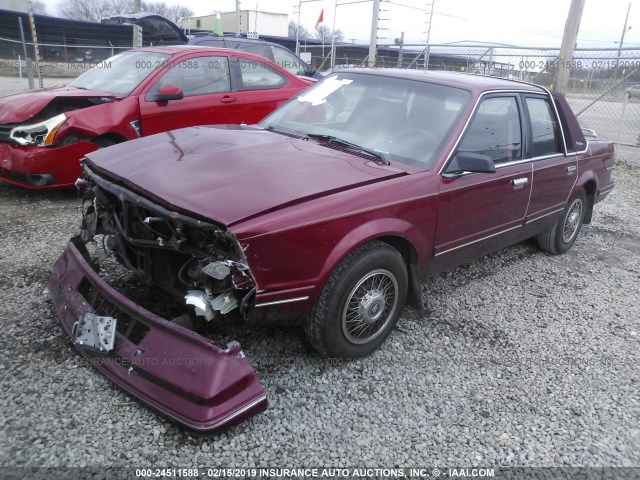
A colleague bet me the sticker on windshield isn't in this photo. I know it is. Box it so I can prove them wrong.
[298,77,353,106]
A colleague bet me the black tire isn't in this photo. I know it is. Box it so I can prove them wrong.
[92,137,116,148]
[537,189,587,254]
[304,241,408,359]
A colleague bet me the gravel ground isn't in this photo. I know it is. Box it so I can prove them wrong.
[0,152,639,470]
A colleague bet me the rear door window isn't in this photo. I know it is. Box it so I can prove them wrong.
[271,46,307,75]
[236,58,287,91]
[525,96,562,157]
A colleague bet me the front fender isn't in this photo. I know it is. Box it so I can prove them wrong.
[59,96,140,143]
[318,218,426,289]
[242,211,434,310]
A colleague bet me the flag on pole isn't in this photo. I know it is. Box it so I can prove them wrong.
[315,9,324,29]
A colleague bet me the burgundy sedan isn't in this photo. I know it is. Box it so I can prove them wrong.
[0,46,313,189]
[49,70,614,432]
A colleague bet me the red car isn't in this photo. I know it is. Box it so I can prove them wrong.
[49,70,614,432]
[0,46,313,188]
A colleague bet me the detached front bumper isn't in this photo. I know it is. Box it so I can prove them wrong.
[0,140,98,189]
[48,240,268,433]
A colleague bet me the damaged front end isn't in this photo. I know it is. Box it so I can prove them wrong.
[48,165,267,432]
[76,167,257,321]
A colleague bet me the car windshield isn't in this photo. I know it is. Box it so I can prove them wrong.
[68,51,171,97]
[260,72,471,168]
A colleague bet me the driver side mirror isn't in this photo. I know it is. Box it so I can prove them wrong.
[444,152,496,176]
[147,84,184,103]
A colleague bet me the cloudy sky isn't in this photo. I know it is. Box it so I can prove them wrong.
[43,0,640,48]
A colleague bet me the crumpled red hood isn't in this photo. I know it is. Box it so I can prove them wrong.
[84,125,408,227]
[0,86,115,124]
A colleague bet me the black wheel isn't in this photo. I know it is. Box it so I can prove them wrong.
[538,190,587,254]
[304,241,408,359]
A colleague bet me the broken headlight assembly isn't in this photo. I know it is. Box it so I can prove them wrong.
[77,168,257,323]
[10,113,67,146]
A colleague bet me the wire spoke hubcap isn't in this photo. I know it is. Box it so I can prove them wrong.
[342,269,398,345]
[562,199,583,243]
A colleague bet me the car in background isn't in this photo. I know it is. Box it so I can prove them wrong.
[0,46,313,189]
[50,70,614,432]
[188,34,320,79]
[104,12,320,79]
[103,12,188,45]
[627,84,640,99]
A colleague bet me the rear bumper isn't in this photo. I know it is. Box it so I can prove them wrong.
[48,240,268,433]
[0,140,97,189]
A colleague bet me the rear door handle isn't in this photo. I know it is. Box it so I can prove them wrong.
[511,177,529,189]
[220,96,237,104]
[567,165,577,174]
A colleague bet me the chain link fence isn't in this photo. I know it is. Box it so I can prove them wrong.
[0,10,133,94]
[1,26,639,147]
[300,43,640,147]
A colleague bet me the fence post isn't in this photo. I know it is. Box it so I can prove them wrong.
[17,17,34,90]
[615,92,629,162]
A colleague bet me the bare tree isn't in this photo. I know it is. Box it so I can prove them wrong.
[142,1,169,17]
[58,0,192,24]
[314,25,331,43]
[166,4,193,24]
[288,21,308,39]
[58,0,130,23]
[314,25,343,43]
[31,0,47,14]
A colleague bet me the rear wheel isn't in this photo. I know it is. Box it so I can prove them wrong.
[304,241,408,359]
[538,190,587,254]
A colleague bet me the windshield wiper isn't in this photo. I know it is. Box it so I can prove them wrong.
[307,133,390,165]
[264,125,306,139]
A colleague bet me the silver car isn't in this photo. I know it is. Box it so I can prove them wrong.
[627,84,640,98]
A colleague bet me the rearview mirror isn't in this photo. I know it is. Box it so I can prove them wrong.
[445,152,496,176]
[148,85,184,103]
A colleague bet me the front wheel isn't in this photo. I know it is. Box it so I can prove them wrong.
[537,190,587,254]
[304,241,408,359]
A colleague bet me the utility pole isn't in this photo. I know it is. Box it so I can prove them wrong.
[555,0,585,93]
[295,1,302,54]
[18,17,34,90]
[615,3,631,81]
[133,0,142,48]
[396,31,404,67]
[368,0,380,67]
[236,0,241,36]
[27,1,43,88]
[330,0,338,68]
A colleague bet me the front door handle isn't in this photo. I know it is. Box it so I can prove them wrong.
[511,177,529,189]
[220,96,237,104]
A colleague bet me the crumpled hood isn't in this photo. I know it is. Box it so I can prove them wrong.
[0,86,115,124]
[85,125,408,226]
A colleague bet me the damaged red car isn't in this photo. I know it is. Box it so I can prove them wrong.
[0,46,313,189]
[49,70,615,432]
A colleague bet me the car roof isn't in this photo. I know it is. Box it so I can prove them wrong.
[132,45,246,55]
[127,45,299,73]
[337,68,546,94]
[189,35,282,48]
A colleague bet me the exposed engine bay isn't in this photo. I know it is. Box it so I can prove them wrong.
[77,165,257,323]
